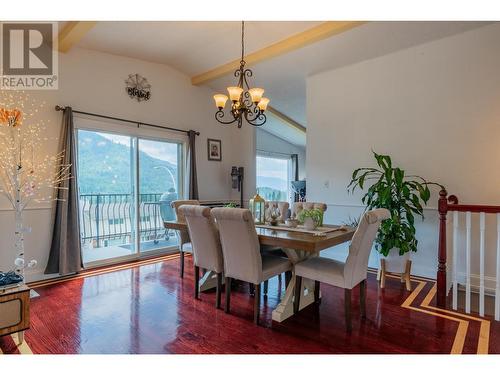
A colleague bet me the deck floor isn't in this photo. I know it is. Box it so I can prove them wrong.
[1,254,498,354]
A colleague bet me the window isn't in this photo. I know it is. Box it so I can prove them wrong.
[256,154,291,202]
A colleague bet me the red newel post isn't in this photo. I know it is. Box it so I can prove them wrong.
[436,189,448,308]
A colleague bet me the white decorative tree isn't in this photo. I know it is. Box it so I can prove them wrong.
[0,91,70,281]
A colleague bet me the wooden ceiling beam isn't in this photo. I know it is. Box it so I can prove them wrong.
[267,106,306,134]
[191,21,366,86]
[58,21,97,53]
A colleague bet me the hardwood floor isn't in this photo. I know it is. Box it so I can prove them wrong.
[1,254,498,354]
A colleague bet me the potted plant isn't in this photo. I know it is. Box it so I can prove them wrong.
[297,208,323,231]
[348,152,442,279]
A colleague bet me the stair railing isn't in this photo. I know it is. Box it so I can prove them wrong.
[437,189,500,320]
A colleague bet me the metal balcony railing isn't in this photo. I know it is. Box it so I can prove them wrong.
[79,193,176,248]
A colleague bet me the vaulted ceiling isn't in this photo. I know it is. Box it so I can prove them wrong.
[59,21,492,147]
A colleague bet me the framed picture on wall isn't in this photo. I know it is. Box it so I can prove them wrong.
[207,138,222,161]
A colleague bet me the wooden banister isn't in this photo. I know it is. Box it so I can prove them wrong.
[437,189,448,307]
[436,189,500,308]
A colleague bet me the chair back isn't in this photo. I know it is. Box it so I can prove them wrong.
[344,208,390,288]
[264,201,290,222]
[180,205,223,273]
[292,202,327,217]
[211,208,262,284]
[171,200,200,244]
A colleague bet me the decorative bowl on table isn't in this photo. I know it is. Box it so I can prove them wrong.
[285,218,299,228]
[268,218,279,226]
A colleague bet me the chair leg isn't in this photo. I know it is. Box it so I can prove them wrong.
[180,250,185,278]
[194,265,200,299]
[285,271,292,288]
[254,283,261,325]
[249,283,255,295]
[314,280,320,304]
[216,272,222,309]
[263,280,269,295]
[294,276,302,313]
[345,289,352,332]
[225,277,232,313]
[360,280,366,318]
[278,273,282,284]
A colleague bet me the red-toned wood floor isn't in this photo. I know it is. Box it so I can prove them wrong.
[1,254,498,354]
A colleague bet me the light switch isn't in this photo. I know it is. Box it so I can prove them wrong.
[323,180,330,189]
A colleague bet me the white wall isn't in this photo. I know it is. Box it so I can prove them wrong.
[256,129,306,180]
[307,23,500,285]
[0,47,255,282]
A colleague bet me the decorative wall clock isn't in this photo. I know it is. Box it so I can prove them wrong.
[125,73,151,102]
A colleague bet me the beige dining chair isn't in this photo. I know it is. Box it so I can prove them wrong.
[211,207,292,325]
[180,205,224,308]
[171,199,200,278]
[293,208,390,331]
[291,202,327,218]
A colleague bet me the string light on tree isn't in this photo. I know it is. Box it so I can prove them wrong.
[0,91,71,280]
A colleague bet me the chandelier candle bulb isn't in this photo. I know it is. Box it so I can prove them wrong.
[213,94,228,109]
[227,86,243,102]
[257,97,270,112]
[248,88,265,103]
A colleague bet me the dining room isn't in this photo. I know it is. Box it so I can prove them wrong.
[1,2,500,374]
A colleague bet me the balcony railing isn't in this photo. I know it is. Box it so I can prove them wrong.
[79,193,177,248]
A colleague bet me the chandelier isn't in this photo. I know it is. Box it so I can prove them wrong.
[213,22,269,128]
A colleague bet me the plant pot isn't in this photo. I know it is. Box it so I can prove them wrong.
[303,217,317,231]
[379,248,410,274]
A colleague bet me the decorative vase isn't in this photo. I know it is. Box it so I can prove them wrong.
[303,217,317,231]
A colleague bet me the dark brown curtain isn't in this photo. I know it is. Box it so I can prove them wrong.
[291,154,299,202]
[187,130,199,199]
[45,107,83,275]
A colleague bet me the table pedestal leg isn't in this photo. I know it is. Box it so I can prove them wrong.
[272,273,318,322]
[272,248,319,322]
[199,270,224,292]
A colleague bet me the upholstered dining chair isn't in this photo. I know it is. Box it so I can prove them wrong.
[179,205,224,308]
[211,208,292,325]
[171,199,200,278]
[293,208,390,331]
[291,202,327,218]
[264,201,290,223]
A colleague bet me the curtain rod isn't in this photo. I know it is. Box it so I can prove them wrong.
[54,105,200,136]
[256,149,298,157]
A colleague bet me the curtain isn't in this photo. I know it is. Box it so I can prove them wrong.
[291,154,299,202]
[187,130,199,199]
[45,107,83,275]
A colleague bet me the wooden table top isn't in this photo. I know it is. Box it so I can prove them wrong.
[0,283,30,296]
[164,221,355,252]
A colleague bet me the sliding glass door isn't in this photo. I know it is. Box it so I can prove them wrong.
[138,139,182,255]
[76,128,183,266]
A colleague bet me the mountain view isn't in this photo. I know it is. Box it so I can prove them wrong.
[77,131,178,195]
[256,156,289,202]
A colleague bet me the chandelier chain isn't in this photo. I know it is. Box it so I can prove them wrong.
[241,21,245,65]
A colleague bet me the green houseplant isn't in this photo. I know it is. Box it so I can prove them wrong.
[347,152,442,271]
[297,208,324,230]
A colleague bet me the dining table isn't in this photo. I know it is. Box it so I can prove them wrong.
[163,220,355,322]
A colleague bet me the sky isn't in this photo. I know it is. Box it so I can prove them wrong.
[99,133,179,165]
[256,155,289,190]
